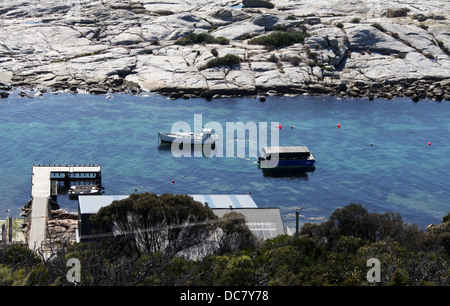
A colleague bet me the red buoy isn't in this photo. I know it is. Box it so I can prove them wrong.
[337,123,341,129]
[279,124,282,129]
[171,180,175,184]
[428,142,431,146]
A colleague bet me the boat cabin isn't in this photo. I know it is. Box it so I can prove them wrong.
[261,146,312,160]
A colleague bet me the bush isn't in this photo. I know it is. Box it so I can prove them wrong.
[424,52,435,60]
[350,18,361,24]
[273,24,288,32]
[216,36,230,45]
[175,33,229,46]
[437,40,450,55]
[307,61,317,68]
[289,56,300,66]
[268,54,278,63]
[201,54,241,70]
[395,52,407,59]
[249,31,311,48]
[371,23,386,32]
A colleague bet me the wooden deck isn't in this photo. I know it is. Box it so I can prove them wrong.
[28,165,101,252]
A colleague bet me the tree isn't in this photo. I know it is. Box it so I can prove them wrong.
[90,193,218,257]
[218,212,256,254]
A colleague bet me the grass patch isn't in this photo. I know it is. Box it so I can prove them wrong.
[175,33,229,46]
[200,54,241,70]
[248,31,310,48]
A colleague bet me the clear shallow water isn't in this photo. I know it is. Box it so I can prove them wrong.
[0,91,449,229]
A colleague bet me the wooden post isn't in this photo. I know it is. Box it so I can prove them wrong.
[295,206,302,238]
[64,172,70,189]
[8,217,12,243]
[1,223,5,243]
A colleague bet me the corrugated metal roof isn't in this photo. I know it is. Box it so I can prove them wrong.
[263,146,310,154]
[190,194,257,209]
[78,195,129,214]
[212,208,285,239]
[78,194,258,214]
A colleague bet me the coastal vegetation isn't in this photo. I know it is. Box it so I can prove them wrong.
[249,30,311,48]
[0,197,448,286]
[200,54,241,70]
[174,33,229,46]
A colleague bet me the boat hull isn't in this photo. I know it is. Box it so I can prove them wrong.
[259,159,316,168]
[158,131,217,145]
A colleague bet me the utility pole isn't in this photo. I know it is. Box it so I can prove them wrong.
[295,206,303,238]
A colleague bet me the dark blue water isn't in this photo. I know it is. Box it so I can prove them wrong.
[1,91,449,229]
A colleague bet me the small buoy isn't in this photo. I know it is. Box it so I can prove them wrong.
[279,124,282,129]
[291,126,293,129]
[370,143,374,146]
[337,123,341,129]
[171,180,175,184]
[428,142,431,146]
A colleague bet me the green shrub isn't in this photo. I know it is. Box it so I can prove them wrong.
[268,54,278,63]
[307,61,317,68]
[174,33,229,46]
[424,52,435,60]
[208,25,218,32]
[350,18,361,23]
[289,56,300,66]
[216,36,230,45]
[273,24,288,32]
[437,40,450,55]
[371,22,386,32]
[201,54,241,70]
[248,31,311,48]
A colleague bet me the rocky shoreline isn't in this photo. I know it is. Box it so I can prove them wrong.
[154,77,450,102]
[1,75,449,102]
[1,0,449,102]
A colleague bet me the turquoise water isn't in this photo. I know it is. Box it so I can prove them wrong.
[1,91,449,228]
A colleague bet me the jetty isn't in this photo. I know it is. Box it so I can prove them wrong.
[28,164,101,252]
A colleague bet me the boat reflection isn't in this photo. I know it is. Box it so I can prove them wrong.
[260,167,315,180]
[158,142,217,158]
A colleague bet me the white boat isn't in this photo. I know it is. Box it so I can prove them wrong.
[68,185,101,195]
[158,128,218,145]
[258,146,316,169]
